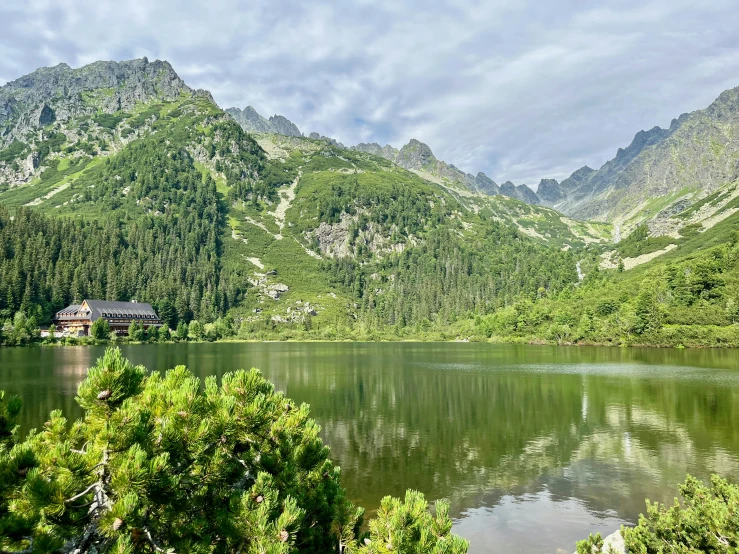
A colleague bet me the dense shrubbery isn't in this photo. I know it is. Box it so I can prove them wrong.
[473,240,739,347]
[0,348,468,553]
[0,311,39,346]
[578,475,739,553]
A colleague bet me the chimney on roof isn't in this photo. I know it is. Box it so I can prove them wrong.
[131,299,138,303]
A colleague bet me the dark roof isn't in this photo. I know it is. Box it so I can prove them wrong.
[54,300,160,321]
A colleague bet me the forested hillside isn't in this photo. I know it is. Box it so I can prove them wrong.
[2,57,739,346]
[0,58,590,340]
[474,214,739,347]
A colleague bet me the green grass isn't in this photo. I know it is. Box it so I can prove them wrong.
[94,112,128,130]
[0,140,27,165]
[674,186,735,219]
[0,157,93,211]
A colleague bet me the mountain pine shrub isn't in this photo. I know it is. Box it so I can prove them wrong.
[0,348,468,554]
[577,475,739,553]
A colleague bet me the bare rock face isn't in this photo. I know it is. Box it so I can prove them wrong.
[307,132,345,148]
[24,151,39,173]
[351,142,400,163]
[499,181,542,205]
[269,115,301,137]
[536,178,563,205]
[396,139,435,170]
[0,58,191,148]
[312,218,353,258]
[548,84,739,224]
[225,106,303,137]
[473,171,499,195]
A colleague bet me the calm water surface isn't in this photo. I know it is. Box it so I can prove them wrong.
[2,343,739,553]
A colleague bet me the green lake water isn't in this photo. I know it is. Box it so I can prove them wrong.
[1,342,738,553]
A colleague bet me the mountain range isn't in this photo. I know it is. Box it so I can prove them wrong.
[1,57,739,342]
[227,86,739,240]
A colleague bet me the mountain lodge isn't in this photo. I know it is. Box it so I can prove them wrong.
[53,300,162,336]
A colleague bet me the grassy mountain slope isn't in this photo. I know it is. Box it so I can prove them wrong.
[211,133,592,336]
[4,57,736,345]
[0,59,591,337]
[472,210,739,347]
[545,86,739,238]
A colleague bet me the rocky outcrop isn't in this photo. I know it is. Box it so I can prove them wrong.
[0,57,191,148]
[226,106,273,133]
[396,139,436,169]
[472,172,499,195]
[226,106,303,137]
[352,142,399,161]
[499,181,541,204]
[269,115,301,137]
[536,178,563,204]
[308,132,345,149]
[547,84,739,224]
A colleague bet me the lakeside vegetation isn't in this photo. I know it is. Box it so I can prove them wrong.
[1,349,737,553]
[0,348,469,553]
[577,475,739,553]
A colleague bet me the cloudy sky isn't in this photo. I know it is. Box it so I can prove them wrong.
[2,0,738,186]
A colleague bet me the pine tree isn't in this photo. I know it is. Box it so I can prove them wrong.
[90,318,111,340]
[0,349,469,553]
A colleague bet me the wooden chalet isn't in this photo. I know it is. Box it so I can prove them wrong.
[53,299,162,336]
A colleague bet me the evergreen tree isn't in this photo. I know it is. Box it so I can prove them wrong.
[0,349,468,553]
[90,317,111,340]
[127,321,145,342]
[175,321,189,342]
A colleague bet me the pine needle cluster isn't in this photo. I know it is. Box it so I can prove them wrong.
[0,348,469,554]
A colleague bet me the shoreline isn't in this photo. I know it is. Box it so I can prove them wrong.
[3,335,737,349]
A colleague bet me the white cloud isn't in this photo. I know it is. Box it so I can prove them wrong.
[1,0,738,186]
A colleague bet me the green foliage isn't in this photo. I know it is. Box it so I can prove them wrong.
[93,112,128,130]
[36,131,67,162]
[188,319,204,341]
[0,311,39,346]
[175,321,189,341]
[617,225,675,258]
[0,141,27,165]
[577,533,605,554]
[90,317,111,339]
[474,236,739,346]
[622,475,737,553]
[127,320,145,342]
[330,221,577,330]
[577,476,739,553]
[0,348,467,554]
[624,476,739,552]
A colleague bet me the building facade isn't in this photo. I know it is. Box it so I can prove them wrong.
[53,300,162,336]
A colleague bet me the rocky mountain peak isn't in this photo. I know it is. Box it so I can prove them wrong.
[268,115,302,137]
[473,171,499,195]
[308,132,345,148]
[536,178,563,204]
[0,58,192,146]
[225,106,271,134]
[498,181,541,204]
[396,139,436,169]
[500,181,516,195]
[614,126,669,164]
[226,105,302,137]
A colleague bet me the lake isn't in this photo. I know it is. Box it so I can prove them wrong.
[2,342,738,553]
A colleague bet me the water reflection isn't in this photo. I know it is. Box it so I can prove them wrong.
[1,343,738,553]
